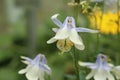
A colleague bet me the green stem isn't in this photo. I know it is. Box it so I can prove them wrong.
[116,0,120,65]
[99,0,105,30]
[72,0,80,80]
[117,0,120,38]
[74,5,79,24]
[47,75,51,80]
[75,0,80,3]
[73,48,80,80]
[93,14,100,52]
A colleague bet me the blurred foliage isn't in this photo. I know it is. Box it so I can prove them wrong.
[0,0,120,80]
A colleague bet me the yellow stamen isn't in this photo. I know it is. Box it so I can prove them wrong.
[57,39,74,52]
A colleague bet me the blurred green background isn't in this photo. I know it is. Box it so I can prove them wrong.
[0,0,120,80]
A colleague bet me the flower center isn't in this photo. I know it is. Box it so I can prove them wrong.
[67,17,74,28]
[57,39,74,52]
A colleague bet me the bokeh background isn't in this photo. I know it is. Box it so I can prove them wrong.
[0,0,120,80]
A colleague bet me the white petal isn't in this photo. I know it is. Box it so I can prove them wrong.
[69,28,83,45]
[39,77,44,80]
[18,65,32,74]
[52,28,59,33]
[26,65,40,80]
[18,69,27,74]
[114,66,120,69]
[21,60,30,64]
[54,26,69,39]
[38,68,45,80]
[79,61,94,67]
[86,70,96,79]
[105,71,114,80]
[94,69,106,80]
[108,63,114,67]
[78,61,97,69]
[51,14,63,28]
[47,37,57,44]
[21,56,32,64]
[74,44,85,50]
[76,27,99,33]
[21,56,32,60]
[112,66,120,79]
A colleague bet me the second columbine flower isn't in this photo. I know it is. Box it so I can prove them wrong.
[79,54,114,80]
[47,14,98,52]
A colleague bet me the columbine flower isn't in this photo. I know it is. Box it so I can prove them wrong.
[47,14,98,52]
[18,54,51,80]
[79,54,114,80]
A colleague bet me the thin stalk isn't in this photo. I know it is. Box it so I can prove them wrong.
[93,14,100,52]
[117,0,120,38]
[74,5,79,24]
[72,1,80,80]
[99,0,105,30]
[72,47,80,80]
[47,75,51,80]
[116,0,120,65]
[75,0,80,3]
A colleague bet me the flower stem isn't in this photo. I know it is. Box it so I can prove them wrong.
[116,0,120,65]
[75,0,80,3]
[72,0,80,80]
[47,75,51,80]
[72,48,80,80]
[117,0,120,38]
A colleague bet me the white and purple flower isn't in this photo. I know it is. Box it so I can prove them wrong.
[47,14,98,52]
[79,54,114,80]
[18,54,51,80]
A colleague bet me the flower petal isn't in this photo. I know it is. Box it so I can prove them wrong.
[18,65,32,74]
[74,44,85,50]
[21,60,30,64]
[38,73,45,80]
[33,54,42,65]
[79,61,96,69]
[51,14,63,28]
[76,27,99,33]
[26,65,40,80]
[90,0,103,2]
[94,69,106,80]
[112,66,120,79]
[52,28,59,33]
[41,55,47,64]
[86,70,96,79]
[21,56,32,64]
[69,28,83,45]
[47,37,57,44]
[39,63,51,75]
[63,17,69,27]
[18,68,27,74]
[54,26,69,39]
[105,71,114,80]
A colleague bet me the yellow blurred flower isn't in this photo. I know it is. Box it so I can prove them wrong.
[88,10,120,34]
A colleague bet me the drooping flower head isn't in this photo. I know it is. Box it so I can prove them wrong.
[47,14,98,52]
[18,54,51,80]
[79,54,114,80]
